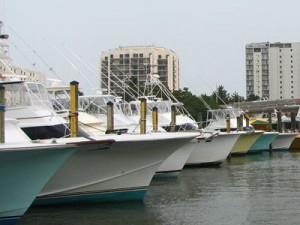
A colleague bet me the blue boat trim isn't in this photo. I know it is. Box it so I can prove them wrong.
[0,216,20,225]
[34,187,148,206]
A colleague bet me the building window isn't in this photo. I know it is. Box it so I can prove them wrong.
[105,57,108,60]
[291,55,293,58]
[280,61,282,63]
[291,65,293,68]
[280,81,282,83]
[291,76,293,78]
[120,54,123,58]
[280,76,282,78]
[291,60,293,63]
[280,91,282,94]
[125,54,129,58]
[291,71,293,73]
[280,71,282,73]
[291,91,294,93]
[280,86,282,88]
[139,54,143,58]
[280,96,282,99]
[158,55,162,59]
[291,86,294,88]
[291,81,293,83]
[279,49,282,52]
[110,54,113,59]
[279,55,282,58]
[292,96,294,98]
[291,49,293,51]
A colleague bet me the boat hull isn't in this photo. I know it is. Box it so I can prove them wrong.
[248,132,279,153]
[289,134,300,150]
[272,133,297,150]
[185,132,241,166]
[0,144,77,225]
[155,142,195,177]
[231,131,263,155]
[35,132,197,205]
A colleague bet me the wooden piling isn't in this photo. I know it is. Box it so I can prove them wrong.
[152,106,158,132]
[69,81,79,138]
[236,116,240,131]
[171,105,176,132]
[226,114,230,133]
[106,101,114,134]
[140,98,146,134]
[268,111,272,132]
[291,111,296,132]
[277,111,282,133]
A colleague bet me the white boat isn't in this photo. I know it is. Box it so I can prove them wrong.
[0,119,114,225]
[48,85,193,178]
[272,133,298,150]
[185,131,241,166]
[0,79,199,205]
[1,81,70,140]
[35,132,198,205]
[2,81,197,205]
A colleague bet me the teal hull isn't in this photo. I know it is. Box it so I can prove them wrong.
[34,188,147,206]
[0,145,77,225]
[248,133,279,153]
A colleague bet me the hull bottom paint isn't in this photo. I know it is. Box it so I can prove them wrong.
[0,217,20,225]
[34,188,147,206]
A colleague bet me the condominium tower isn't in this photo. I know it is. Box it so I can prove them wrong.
[246,42,300,100]
[100,46,180,97]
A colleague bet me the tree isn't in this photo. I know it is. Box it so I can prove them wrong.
[246,94,260,101]
[229,91,245,103]
[172,88,218,124]
[211,85,230,104]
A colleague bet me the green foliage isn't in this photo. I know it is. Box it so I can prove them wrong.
[172,85,247,125]
[229,91,245,103]
[246,94,260,101]
[211,85,231,104]
[172,88,218,124]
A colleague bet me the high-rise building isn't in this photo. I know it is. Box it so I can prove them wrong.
[246,42,300,100]
[100,46,179,98]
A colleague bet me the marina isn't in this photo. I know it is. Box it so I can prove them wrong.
[1,5,300,224]
[18,151,300,225]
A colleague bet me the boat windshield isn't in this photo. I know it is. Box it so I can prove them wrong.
[3,82,31,108]
[26,82,53,108]
[79,95,123,115]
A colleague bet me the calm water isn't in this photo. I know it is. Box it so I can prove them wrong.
[18,151,300,225]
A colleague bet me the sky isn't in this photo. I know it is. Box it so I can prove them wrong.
[1,0,300,96]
